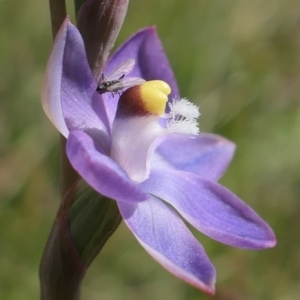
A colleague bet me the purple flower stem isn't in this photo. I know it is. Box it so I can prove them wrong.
[40,182,86,300]
[48,0,67,39]
[40,3,83,300]
[60,136,81,198]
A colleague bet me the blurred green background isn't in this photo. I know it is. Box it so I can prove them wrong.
[1,0,300,299]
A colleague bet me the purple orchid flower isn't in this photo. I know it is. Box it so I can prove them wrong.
[42,18,276,294]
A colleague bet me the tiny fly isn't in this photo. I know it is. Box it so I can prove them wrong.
[96,58,145,95]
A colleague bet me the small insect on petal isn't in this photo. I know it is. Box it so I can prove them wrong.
[96,58,145,95]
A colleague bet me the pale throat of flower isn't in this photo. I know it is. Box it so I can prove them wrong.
[110,80,200,183]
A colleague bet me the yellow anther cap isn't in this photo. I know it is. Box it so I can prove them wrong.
[139,80,171,115]
[116,80,171,117]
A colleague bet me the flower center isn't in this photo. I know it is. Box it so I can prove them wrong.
[110,80,199,183]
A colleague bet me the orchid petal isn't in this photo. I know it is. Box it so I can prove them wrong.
[109,28,179,96]
[42,19,110,138]
[42,18,69,137]
[60,21,109,139]
[118,196,216,294]
[151,133,235,181]
[66,130,148,203]
[102,27,180,123]
[141,169,276,249]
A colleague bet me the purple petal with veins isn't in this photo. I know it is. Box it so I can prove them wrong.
[42,19,110,140]
[66,130,148,203]
[60,22,110,141]
[152,133,236,181]
[42,18,69,137]
[118,195,216,294]
[108,27,179,97]
[140,169,276,249]
[100,27,180,124]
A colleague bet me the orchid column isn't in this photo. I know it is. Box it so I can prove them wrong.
[40,1,129,299]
